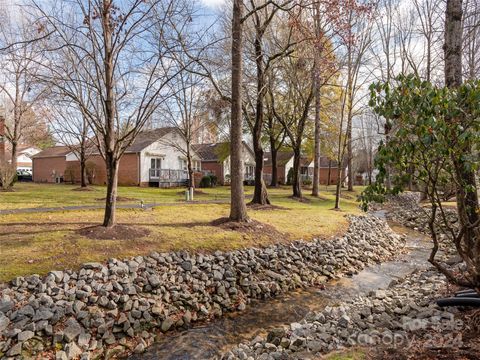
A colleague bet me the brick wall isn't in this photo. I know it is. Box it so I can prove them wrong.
[200,161,225,184]
[264,165,287,184]
[33,156,67,183]
[65,153,140,186]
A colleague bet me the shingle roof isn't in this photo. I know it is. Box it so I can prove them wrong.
[193,141,254,162]
[125,127,176,153]
[192,142,229,162]
[264,151,294,166]
[38,127,177,158]
[32,146,70,158]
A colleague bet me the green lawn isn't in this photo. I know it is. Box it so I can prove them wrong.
[0,183,363,282]
[0,182,232,210]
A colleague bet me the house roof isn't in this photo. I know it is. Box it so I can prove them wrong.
[125,127,176,153]
[193,141,254,162]
[264,151,294,166]
[32,146,70,159]
[192,142,229,162]
[39,127,178,159]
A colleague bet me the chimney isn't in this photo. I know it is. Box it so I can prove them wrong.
[0,114,5,164]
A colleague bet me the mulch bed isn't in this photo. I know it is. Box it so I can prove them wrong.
[247,203,287,211]
[77,224,150,240]
[211,217,289,242]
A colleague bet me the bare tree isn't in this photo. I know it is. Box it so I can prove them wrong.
[49,101,93,188]
[230,0,249,221]
[35,0,190,227]
[270,52,314,199]
[161,68,210,190]
[0,6,47,189]
[242,0,295,205]
[334,4,373,208]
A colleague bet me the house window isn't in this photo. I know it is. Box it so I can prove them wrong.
[245,165,254,177]
[151,158,161,169]
[193,160,201,171]
[180,159,187,170]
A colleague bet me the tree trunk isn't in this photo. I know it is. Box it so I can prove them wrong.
[252,143,270,204]
[312,79,321,196]
[186,144,194,189]
[312,2,321,197]
[444,0,480,283]
[80,156,87,188]
[229,0,249,222]
[270,143,278,187]
[327,160,332,186]
[103,154,118,227]
[346,112,353,191]
[9,140,17,188]
[251,20,270,205]
[101,0,118,228]
[292,149,302,198]
[334,159,342,209]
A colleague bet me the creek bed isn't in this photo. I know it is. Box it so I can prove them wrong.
[130,221,432,360]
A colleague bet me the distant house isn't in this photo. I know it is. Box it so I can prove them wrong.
[5,145,42,171]
[193,142,255,185]
[32,127,202,187]
[263,151,341,185]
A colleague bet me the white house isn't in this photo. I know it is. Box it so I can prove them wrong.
[7,145,42,171]
[33,127,202,187]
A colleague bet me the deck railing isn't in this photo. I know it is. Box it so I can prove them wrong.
[149,169,188,182]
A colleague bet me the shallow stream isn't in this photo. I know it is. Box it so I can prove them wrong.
[130,217,432,360]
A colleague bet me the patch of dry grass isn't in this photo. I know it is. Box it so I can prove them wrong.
[0,185,362,282]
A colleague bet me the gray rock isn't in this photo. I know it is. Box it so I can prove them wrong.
[0,313,10,332]
[65,342,82,359]
[0,296,14,313]
[64,321,83,342]
[83,263,103,270]
[134,342,145,353]
[7,343,22,356]
[148,275,161,288]
[161,318,174,332]
[18,330,35,342]
[181,261,192,271]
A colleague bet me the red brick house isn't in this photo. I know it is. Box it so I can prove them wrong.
[263,151,342,185]
[32,128,202,187]
[193,142,255,185]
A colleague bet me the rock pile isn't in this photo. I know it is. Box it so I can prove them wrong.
[222,270,454,360]
[0,215,404,359]
[386,193,458,237]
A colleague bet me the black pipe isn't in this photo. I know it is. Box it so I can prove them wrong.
[437,297,480,307]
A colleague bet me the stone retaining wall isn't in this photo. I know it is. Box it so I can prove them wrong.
[0,215,404,359]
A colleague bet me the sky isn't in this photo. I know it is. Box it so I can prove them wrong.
[200,0,225,8]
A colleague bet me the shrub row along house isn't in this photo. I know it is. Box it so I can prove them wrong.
[32,127,341,188]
